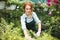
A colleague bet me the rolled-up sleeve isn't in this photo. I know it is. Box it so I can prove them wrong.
[33,12,41,24]
[21,16,27,30]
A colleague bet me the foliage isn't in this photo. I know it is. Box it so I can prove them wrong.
[0,18,59,40]
[37,10,60,39]
[0,18,24,40]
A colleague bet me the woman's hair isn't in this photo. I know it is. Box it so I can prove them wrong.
[23,2,33,11]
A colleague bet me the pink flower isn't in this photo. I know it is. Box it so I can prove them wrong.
[52,0,58,5]
[47,0,51,7]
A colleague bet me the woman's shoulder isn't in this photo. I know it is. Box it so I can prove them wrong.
[32,12,37,16]
[32,12,36,14]
[21,13,27,18]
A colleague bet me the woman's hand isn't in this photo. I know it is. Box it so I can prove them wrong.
[36,31,41,37]
[25,35,35,40]
[25,35,32,40]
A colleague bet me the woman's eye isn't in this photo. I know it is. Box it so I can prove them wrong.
[26,8,31,10]
[26,8,29,10]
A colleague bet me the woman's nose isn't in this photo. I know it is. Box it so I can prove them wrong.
[27,9,30,12]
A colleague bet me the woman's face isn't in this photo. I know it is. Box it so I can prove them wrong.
[25,5,32,15]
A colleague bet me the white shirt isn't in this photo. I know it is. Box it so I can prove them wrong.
[21,12,41,30]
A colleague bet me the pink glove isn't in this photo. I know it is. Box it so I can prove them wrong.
[36,31,41,37]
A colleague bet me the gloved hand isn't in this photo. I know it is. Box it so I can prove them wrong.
[36,31,41,37]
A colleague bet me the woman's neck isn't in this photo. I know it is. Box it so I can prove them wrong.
[27,15,32,18]
[25,12,32,18]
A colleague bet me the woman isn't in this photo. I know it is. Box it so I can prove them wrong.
[21,2,41,40]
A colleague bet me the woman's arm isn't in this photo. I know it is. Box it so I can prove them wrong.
[21,16,31,40]
[36,22,41,37]
[38,22,41,33]
[33,12,41,37]
[23,29,30,37]
[38,22,41,34]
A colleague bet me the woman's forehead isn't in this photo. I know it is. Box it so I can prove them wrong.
[25,5,31,8]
